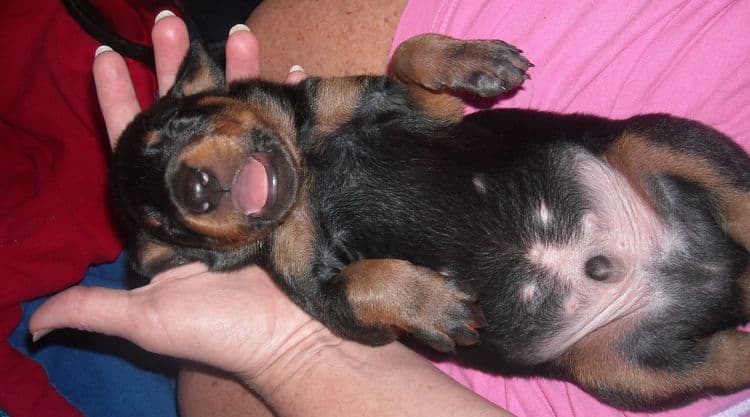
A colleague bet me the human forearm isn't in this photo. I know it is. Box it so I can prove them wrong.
[248,331,514,417]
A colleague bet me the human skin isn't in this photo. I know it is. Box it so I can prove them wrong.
[29,10,514,417]
[246,0,408,81]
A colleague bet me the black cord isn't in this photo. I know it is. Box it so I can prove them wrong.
[61,0,155,68]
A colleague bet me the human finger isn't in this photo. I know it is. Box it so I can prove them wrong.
[149,262,209,284]
[28,263,206,343]
[29,285,133,342]
[93,46,141,147]
[152,10,190,96]
[285,65,308,85]
[226,24,261,81]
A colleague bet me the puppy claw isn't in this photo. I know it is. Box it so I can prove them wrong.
[414,329,457,353]
[452,325,481,347]
[451,39,531,97]
[467,303,488,329]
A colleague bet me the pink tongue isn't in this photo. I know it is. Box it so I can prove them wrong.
[232,157,268,215]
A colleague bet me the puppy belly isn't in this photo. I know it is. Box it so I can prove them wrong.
[519,151,667,362]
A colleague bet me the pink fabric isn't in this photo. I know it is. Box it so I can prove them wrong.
[390,1,750,416]
[390,0,750,151]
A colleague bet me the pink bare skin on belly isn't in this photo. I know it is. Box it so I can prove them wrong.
[524,151,667,362]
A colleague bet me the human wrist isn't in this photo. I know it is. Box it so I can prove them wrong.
[239,317,345,394]
[247,329,391,416]
[245,335,511,417]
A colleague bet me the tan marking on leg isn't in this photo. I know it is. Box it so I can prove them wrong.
[606,133,750,249]
[556,326,750,407]
[390,34,529,121]
[390,35,466,122]
[340,259,484,351]
[407,88,465,122]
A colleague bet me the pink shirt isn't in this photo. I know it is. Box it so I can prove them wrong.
[389,1,750,416]
[390,0,750,151]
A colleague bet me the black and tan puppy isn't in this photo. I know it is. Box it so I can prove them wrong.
[111,34,750,409]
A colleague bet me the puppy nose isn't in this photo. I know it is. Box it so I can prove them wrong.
[174,166,226,214]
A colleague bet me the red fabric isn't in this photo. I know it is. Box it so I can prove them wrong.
[0,0,167,415]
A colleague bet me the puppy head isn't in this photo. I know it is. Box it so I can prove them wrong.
[112,43,300,276]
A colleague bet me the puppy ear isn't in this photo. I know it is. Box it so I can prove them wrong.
[166,42,225,99]
[131,233,188,277]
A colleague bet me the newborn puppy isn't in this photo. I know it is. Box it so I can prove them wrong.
[111,34,750,409]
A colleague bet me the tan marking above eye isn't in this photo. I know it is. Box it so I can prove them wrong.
[144,213,162,227]
[180,209,257,242]
[313,77,366,138]
[196,96,233,108]
[250,98,300,164]
[181,65,219,96]
[191,95,301,165]
[181,134,246,171]
[144,130,161,146]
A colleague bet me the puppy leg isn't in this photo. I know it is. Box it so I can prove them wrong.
[605,126,750,314]
[555,328,750,409]
[606,128,750,250]
[390,34,531,121]
[337,259,486,352]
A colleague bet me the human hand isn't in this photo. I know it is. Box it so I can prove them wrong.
[29,12,326,388]
[93,11,306,145]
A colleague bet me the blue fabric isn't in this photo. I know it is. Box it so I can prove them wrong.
[9,253,179,417]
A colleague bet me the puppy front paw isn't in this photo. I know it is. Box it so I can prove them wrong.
[342,259,486,353]
[405,280,487,352]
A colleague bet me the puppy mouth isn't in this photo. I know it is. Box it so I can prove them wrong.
[172,134,298,224]
[230,146,297,220]
[231,153,274,216]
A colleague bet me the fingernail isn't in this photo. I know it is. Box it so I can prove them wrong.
[94,45,113,58]
[288,64,305,74]
[155,10,176,23]
[229,23,251,37]
[32,329,51,343]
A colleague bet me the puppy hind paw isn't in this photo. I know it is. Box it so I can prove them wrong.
[447,40,532,97]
